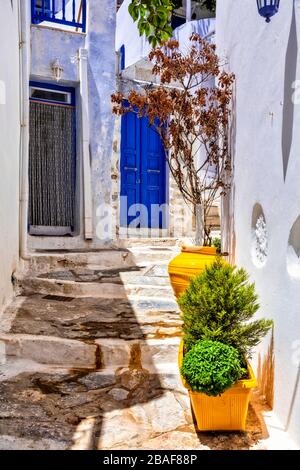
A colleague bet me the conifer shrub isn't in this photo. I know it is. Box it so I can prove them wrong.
[212,237,221,254]
[181,340,243,396]
[179,257,273,357]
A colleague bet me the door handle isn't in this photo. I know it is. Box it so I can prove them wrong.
[124,167,137,171]
[147,169,160,173]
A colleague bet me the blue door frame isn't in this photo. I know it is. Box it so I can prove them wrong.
[28,81,77,233]
[120,111,167,229]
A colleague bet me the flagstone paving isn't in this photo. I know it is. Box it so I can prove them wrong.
[0,247,268,450]
[0,363,266,450]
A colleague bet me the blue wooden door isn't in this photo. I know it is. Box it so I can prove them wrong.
[120,111,166,228]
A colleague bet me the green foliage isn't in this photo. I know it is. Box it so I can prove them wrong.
[128,0,174,47]
[128,0,216,47]
[181,340,243,396]
[212,237,221,254]
[179,258,273,356]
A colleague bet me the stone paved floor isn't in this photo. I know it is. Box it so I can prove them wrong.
[0,250,272,450]
[0,363,267,450]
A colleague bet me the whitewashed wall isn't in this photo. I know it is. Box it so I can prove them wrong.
[217,0,300,447]
[0,1,20,312]
[28,0,116,250]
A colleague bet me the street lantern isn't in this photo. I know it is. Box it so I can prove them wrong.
[257,0,280,23]
[51,59,64,82]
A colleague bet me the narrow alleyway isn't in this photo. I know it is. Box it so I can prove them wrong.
[0,243,266,450]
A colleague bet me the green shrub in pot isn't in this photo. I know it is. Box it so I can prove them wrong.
[181,340,244,396]
[179,257,273,356]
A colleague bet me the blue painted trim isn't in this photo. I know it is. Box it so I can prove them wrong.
[31,0,86,32]
[31,0,51,24]
[28,76,77,232]
[29,81,76,106]
[120,45,125,71]
[82,0,87,33]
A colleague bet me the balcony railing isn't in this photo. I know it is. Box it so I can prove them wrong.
[31,0,86,33]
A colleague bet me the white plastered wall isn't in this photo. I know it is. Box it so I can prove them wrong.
[0,1,20,312]
[217,0,300,447]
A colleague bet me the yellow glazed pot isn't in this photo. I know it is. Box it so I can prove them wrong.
[168,246,217,298]
[178,341,257,431]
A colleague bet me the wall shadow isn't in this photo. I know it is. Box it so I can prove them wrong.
[0,259,170,449]
[282,1,297,181]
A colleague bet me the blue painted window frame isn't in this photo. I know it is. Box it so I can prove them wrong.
[28,80,77,231]
[31,0,87,33]
[29,81,76,107]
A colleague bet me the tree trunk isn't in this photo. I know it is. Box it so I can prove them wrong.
[195,204,204,246]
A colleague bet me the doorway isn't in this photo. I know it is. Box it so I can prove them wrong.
[28,82,76,236]
[120,111,167,229]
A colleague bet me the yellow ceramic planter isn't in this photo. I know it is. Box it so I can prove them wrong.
[178,341,257,431]
[168,246,217,298]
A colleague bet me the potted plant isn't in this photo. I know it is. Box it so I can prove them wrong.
[178,257,273,431]
[112,35,234,298]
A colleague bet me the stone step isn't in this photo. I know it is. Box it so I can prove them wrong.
[96,337,181,373]
[22,250,136,276]
[17,276,124,299]
[0,334,180,371]
[1,295,181,342]
[126,285,173,297]
[16,262,176,300]
[17,276,174,300]
[129,246,179,265]
[119,238,179,248]
[0,333,98,369]
[21,247,179,277]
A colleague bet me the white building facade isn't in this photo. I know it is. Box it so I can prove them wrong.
[217,0,300,447]
[23,0,117,251]
[0,1,21,312]
[0,0,118,313]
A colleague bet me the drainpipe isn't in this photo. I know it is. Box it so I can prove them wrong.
[186,0,192,22]
[18,0,31,261]
[79,48,93,240]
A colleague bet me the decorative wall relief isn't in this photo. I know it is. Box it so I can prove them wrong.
[251,204,268,267]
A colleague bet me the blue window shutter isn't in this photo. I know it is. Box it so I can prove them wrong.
[120,45,125,71]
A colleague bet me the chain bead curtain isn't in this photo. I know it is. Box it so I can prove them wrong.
[28,101,76,229]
